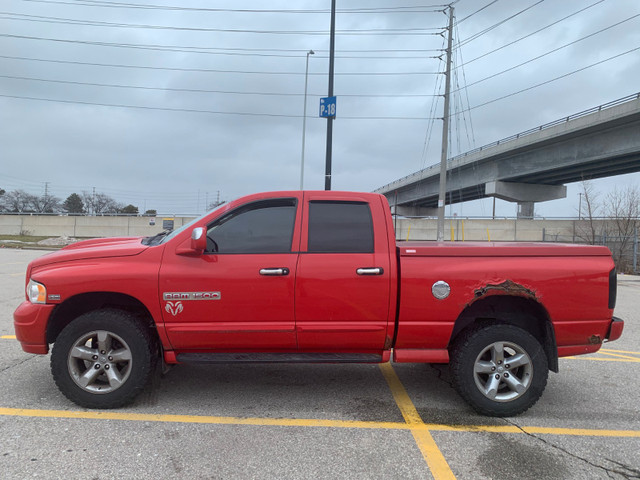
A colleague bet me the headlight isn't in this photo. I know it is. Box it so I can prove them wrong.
[27,279,47,304]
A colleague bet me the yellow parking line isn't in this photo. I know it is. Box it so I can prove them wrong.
[564,356,640,363]
[598,351,640,361]
[0,407,406,430]
[1,335,16,340]
[601,349,640,356]
[379,363,456,480]
[424,424,640,437]
[1,407,639,440]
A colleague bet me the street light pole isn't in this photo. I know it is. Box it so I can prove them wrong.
[300,49,314,190]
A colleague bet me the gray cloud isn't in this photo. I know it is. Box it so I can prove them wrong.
[1,0,638,216]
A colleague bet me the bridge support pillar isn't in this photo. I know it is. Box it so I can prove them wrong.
[517,202,535,219]
[486,181,567,218]
[392,205,438,217]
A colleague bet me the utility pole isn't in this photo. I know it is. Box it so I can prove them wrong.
[436,6,454,242]
[324,0,336,190]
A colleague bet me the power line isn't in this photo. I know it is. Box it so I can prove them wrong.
[457,0,499,24]
[452,13,640,93]
[455,45,640,115]
[19,0,448,14]
[457,0,545,48]
[417,34,447,174]
[452,21,476,154]
[0,74,439,98]
[0,12,445,35]
[0,46,443,58]
[0,94,306,118]
[455,0,604,68]
[1,54,442,79]
[0,93,439,120]
[0,34,444,58]
[0,51,440,76]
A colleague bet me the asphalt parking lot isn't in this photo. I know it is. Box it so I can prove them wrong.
[1,248,638,479]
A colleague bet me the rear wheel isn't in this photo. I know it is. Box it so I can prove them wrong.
[450,323,548,416]
[51,309,155,409]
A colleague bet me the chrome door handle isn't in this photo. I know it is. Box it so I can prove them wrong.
[356,267,384,276]
[259,268,290,276]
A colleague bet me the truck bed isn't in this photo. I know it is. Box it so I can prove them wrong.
[398,241,612,257]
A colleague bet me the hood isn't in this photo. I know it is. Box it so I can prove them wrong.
[29,237,149,270]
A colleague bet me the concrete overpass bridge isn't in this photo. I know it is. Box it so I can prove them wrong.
[375,92,640,218]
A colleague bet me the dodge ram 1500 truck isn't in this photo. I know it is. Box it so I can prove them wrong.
[14,191,624,416]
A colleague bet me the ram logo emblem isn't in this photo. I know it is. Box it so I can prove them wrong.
[165,301,184,317]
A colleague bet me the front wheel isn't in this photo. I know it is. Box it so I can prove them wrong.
[51,309,156,409]
[450,323,548,417]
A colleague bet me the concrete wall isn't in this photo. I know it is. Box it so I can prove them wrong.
[0,215,196,238]
[395,218,588,242]
[0,214,620,242]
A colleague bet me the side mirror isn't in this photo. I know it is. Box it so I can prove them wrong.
[190,227,207,254]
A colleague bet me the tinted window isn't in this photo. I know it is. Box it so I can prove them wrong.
[308,201,374,253]
[207,199,296,254]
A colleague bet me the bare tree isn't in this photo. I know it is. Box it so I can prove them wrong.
[605,185,640,234]
[576,180,602,245]
[3,190,34,213]
[81,191,120,215]
[29,194,61,213]
[603,185,639,272]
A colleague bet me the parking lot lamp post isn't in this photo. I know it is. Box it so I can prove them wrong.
[300,49,314,190]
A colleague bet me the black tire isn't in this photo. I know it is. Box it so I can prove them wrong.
[51,309,156,409]
[450,323,548,417]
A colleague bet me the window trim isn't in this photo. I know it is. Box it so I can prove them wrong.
[205,198,298,255]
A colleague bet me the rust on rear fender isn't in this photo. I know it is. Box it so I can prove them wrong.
[472,279,538,302]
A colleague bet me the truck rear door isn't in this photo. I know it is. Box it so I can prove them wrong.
[294,193,393,353]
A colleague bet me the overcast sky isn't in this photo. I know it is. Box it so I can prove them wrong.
[1,0,639,216]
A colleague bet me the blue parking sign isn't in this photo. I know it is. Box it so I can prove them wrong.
[319,96,337,118]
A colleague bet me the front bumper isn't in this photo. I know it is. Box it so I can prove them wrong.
[605,316,624,342]
[13,301,55,354]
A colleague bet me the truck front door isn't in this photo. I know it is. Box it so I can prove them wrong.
[159,197,301,350]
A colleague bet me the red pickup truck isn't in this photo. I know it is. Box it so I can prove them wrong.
[14,191,623,416]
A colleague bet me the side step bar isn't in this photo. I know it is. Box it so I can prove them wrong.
[176,352,383,364]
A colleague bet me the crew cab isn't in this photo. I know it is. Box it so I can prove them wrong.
[14,191,624,416]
